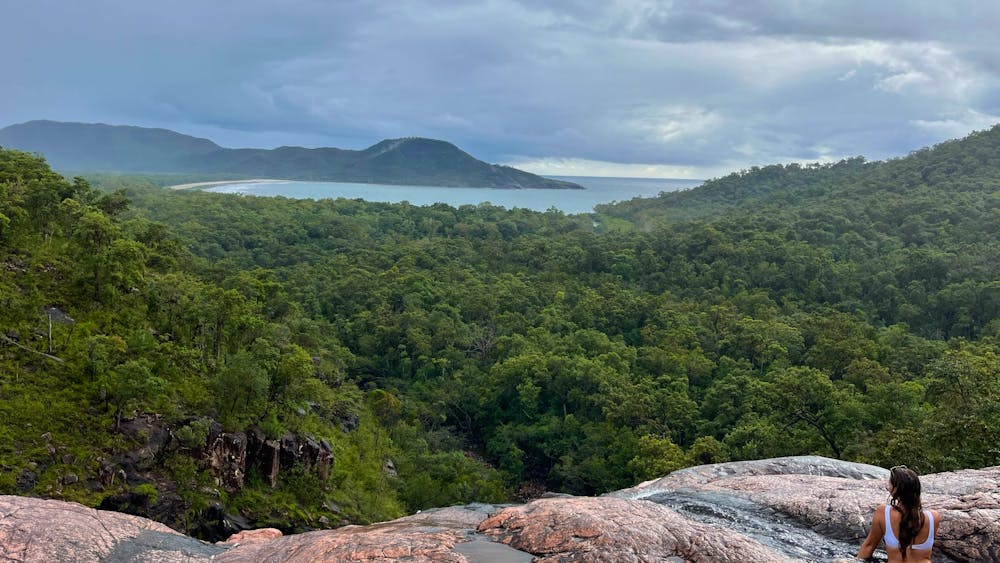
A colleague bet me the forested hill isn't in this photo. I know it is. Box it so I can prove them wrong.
[598,124,1000,226]
[1,125,998,542]
[0,120,581,190]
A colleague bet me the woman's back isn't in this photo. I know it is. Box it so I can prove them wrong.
[857,466,938,562]
[884,504,938,563]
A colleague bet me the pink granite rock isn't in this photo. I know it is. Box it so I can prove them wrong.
[478,496,796,562]
[3,457,998,562]
[622,457,1000,562]
[0,495,226,562]
[215,504,531,562]
[222,527,283,544]
[215,521,470,562]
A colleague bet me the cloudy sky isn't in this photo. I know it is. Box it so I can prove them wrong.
[4,1,1000,179]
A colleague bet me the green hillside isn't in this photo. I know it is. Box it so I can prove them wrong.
[593,125,1000,338]
[1,125,998,539]
[599,125,1000,227]
[0,120,220,172]
[0,121,581,189]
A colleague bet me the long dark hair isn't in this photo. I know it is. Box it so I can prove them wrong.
[889,465,924,559]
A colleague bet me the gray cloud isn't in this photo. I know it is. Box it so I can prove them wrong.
[3,0,999,178]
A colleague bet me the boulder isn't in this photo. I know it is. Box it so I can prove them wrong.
[15,469,36,493]
[222,527,283,544]
[0,495,227,562]
[270,433,333,482]
[117,413,172,472]
[192,501,252,542]
[478,496,796,562]
[214,522,470,562]
[214,504,530,563]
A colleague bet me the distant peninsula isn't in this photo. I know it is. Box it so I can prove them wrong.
[0,120,583,190]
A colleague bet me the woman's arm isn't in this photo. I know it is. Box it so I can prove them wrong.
[856,504,884,559]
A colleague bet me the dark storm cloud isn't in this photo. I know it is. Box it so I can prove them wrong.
[3,0,999,177]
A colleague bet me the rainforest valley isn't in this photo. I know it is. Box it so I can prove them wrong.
[1,126,998,537]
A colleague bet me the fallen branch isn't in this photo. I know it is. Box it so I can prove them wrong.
[0,335,65,363]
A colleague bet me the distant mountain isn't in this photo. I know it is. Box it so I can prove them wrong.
[0,120,582,190]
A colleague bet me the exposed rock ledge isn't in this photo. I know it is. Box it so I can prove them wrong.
[2,456,998,562]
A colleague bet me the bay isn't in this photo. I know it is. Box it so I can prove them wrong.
[204,175,703,214]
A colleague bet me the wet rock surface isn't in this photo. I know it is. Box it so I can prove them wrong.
[619,456,995,562]
[2,457,998,562]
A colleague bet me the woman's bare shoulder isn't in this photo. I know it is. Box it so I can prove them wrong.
[872,503,887,523]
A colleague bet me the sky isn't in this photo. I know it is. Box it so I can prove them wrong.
[4,1,1000,179]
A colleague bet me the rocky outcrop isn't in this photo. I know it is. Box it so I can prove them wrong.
[618,456,999,562]
[100,414,173,484]
[206,428,249,491]
[246,427,281,486]
[2,457,998,562]
[211,505,534,562]
[214,519,471,562]
[221,527,283,544]
[86,415,334,496]
[40,415,339,539]
[0,497,526,563]
[913,468,1000,562]
[0,495,227,562]
[205,425,333,492]
[478,496,795,562]
[617,455,889,493]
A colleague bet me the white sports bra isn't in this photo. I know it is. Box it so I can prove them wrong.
[884,505,935,551]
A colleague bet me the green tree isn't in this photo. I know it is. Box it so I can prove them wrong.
[213,351,270,429]
[754,367,863,458]
[627,434,688,481]
[922,347,1000,468]
[72,209,118,302]
[100,359,167,429]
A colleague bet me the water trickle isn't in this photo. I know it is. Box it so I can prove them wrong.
[647,490,871,562]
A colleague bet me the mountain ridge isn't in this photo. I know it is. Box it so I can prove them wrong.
[0,120,582,190]
[597,123,1000,224]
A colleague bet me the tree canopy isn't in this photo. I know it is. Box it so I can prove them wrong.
[1,125,998,537]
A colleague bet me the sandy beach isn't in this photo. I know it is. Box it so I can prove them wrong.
[167,178,287,190]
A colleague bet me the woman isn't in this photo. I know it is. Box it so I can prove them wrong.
[856,465,939,562]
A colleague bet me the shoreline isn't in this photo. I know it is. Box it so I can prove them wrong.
[165,178,585,191]
[166,178,287,190]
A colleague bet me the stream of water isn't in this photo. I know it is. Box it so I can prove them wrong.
[648,490,960,563]
[647,490,871,562]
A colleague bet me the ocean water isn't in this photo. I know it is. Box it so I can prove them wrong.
[205,176,703,214]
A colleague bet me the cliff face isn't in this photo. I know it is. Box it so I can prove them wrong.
[89,415,334,539]
[2,456,998,562]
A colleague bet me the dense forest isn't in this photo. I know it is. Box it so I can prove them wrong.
[1,125,998,537]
